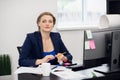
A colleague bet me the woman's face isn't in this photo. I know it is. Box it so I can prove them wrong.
[38,15,54,32]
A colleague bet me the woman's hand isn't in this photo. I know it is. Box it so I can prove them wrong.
[35,55,55,65]
[55,53,68,63]
[42,55,55,62]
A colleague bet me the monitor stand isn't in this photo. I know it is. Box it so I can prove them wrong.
[97,31,120,75]
[94,68,120,75]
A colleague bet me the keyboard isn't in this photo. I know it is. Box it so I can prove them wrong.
[66,65,87,71]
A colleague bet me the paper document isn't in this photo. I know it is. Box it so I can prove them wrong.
[85,41,90,50]
[89,40,96,49]
[86,30,93,39]
[77,64,108,78]
[51,66,87,79]
[94,64,109,73]
[14,67,42,74]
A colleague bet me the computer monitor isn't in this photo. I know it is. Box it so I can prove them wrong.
[83,28,120,70]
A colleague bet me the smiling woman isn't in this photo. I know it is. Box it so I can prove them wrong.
[36,12,56,32]
[18,12,73,67]
[0,0,57,80]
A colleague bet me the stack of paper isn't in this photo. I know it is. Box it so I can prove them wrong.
[14,67,42,74]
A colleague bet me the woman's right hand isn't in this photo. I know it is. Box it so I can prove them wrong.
[35,55,55,65]
[42,55,55,62]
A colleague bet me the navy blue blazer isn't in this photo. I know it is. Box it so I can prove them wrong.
[19,31,73,67]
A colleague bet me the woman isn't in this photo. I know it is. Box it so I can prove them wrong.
[19,12,73,67]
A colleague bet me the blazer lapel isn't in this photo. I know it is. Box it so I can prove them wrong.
[35,32,43,58]
[50,33,59,52]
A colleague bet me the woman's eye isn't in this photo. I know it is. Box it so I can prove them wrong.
[41,20,53,23]
[42,20,46,23]
[49,20,53,23]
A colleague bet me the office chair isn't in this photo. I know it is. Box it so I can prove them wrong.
[17,46,22,68]
[17,46,22,54]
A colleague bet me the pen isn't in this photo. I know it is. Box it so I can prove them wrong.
[56,52,67,56]
[55,52,66,58]
[54,70,64,72]
[51,64,60,70]
[62,52,66,55]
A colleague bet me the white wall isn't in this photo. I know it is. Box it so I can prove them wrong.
[0,0,57,80]
[0,0,84,80]
[59,30,84,65]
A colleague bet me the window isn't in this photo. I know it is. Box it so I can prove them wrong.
[57,0,106,30]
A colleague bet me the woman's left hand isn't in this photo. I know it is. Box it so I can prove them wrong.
[55,53,67,63]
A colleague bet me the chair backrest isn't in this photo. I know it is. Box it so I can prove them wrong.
[17,46,22,54]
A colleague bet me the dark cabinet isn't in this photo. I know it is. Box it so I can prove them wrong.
[107,0,120,14]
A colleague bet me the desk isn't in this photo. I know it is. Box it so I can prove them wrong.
[17,64,120,80]
[18,73,64,80]
[18,71,120,80]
